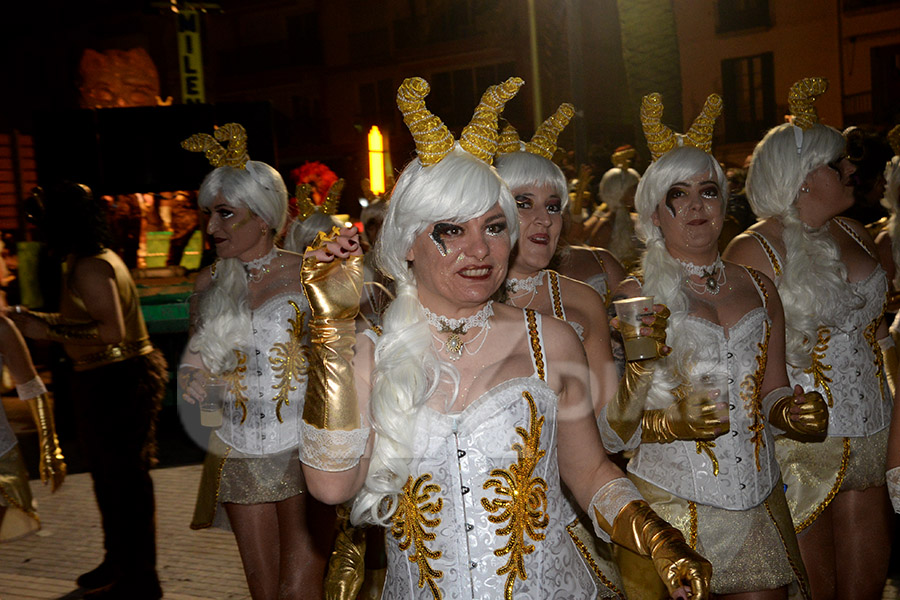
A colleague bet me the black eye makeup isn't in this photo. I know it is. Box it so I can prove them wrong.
[429,222,460,256]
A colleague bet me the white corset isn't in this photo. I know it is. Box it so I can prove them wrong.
[383,378,595,600]
[584,272,609,303]
[215,292,310,455]
[788,266,891,437]
[629,307,781,510]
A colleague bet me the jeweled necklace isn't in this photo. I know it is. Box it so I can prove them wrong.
[422,301,494,361]
[677,255,726,295]
[243,246,279,282]
[506,271,545,308]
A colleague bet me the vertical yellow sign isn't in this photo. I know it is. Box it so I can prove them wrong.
[176,8,206,103]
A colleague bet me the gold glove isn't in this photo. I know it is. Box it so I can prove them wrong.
[26,393,66,491]
[301,228,365,431]
[641,386,729,443]
[768,390,828,441]
[324,504,367,600]
[597,500,711,600]
[606,306,670,442]
[30,312,100,342]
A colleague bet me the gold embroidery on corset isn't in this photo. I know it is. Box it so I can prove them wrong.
[805,328,834,406]
[548,270,564,319]
[863,297,889,405]
[695,441,720,476]
[390,474,444,599]
[687,501,699,549]
[741,314,771,471]
[525,310,546,381]
[482,391,549,600]
[268,300,310,423]
[221,350,249,424]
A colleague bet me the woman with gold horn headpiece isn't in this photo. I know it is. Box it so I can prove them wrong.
[725,78,895,598]
[602,91,824,598]
[176,123,334,600]
[297,76,712,599]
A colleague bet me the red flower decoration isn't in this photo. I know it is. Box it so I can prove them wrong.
[290,162,338,207]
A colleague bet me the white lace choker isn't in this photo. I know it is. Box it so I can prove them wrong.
[422,301,494,361]
[242,247,279,281]
[676,255,726,295]
[506,271,545,295]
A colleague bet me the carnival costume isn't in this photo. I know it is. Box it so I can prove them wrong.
[747,222,891,528]
[0,371,63,541]
[599,93,814,597]
[179,124,312,530]
[301,76,711,600]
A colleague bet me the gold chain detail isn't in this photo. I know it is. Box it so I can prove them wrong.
[687,501,699,549]
[794,437,850,533]
[525,310,546,381]
[268,300,310,423]
[565,521,627,599]
[220,351,249,424]
[547,270,564,320]
[482,391,550,600]
[805,328,834,407]
[390,474,444,599]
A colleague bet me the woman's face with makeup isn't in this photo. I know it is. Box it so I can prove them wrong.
[204,195,269,260]
[650,171,724,256]
[406,203,511,312]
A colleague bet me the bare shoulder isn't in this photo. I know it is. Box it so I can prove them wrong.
[193,264,215,294]
[555,271,605,307]
[835,215,878,252]
[611,276,642,302]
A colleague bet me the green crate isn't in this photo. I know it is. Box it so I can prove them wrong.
[179,230,203,270]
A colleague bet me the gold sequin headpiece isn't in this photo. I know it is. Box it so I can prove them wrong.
[397,76,523,166]
[887,124,900,157]
[611,145,636,170]
[641,93,722,162]
[786,77,827,154]
[497,103,576,160]
[181,122,249,169]
[295,179,344,222]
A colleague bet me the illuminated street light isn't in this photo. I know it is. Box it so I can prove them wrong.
[368,126,386,195]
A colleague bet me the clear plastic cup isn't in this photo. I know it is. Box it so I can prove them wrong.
[200,380,226,428]
[613,296,658,361]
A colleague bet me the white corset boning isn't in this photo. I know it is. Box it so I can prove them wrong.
[788,266,891,437]
[382,377,596,600]
[629,308,781,511]
[215,292,310,455]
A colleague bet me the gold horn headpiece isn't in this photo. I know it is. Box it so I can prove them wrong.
[611,145,636,170]
[786,77,828,154]
[397,76,523,166]
[641,93,722,162]
[181,122,249,169]
[460,78,525,163]
[887,124,900,157]
[525,103,575,159]
[295,179,344,222]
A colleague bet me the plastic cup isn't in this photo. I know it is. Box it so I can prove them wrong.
[613,296,658,361]
[692,371,731,429]
[200,380,226,428]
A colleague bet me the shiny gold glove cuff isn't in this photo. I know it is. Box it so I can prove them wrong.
[31,312,101,342]
[325,504,367,600]
[303,318,360,431]
[606,359,653,442]
[641,409,677,443]
[880,337,897,399]
[767,390,827,441]
[26,393,66,488]
[598,499,711,598]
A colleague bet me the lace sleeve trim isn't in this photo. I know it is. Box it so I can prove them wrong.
[298,419,369,472]
[16,376,47,401]
[598,403,641,453]
[588,477,644,543]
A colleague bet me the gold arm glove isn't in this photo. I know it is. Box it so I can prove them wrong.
[301,228,365,431]
[606,305,670,442]
[325,504,367,600]
[641,387,729,443]
[595,499,711,599]
[30,312,100,342]
[26,393,66,491]
[768,389,828,441]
